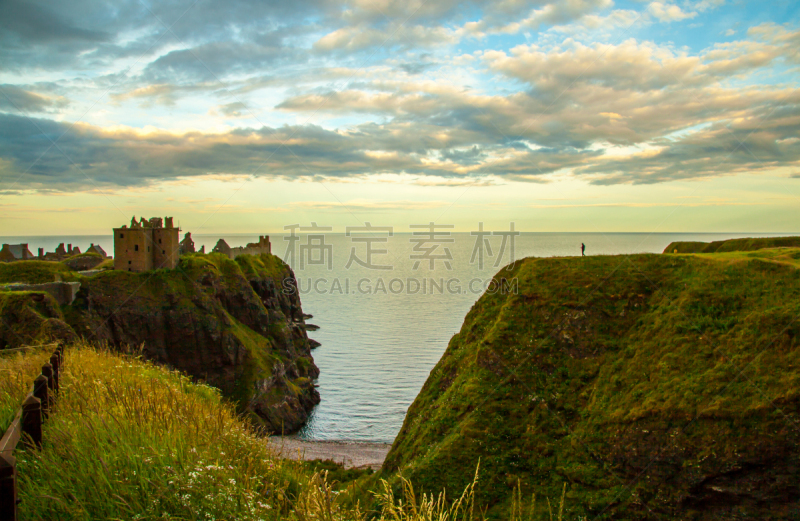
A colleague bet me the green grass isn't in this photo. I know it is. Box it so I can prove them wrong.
[0,291,72,349]
[0,261,80,284]
[235,253,289,280]
[64,251,104,262]
[95,258,114,270]
[381,249,800,519]
[664,235,800,253]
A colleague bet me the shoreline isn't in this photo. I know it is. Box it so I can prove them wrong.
[268,436,392,470]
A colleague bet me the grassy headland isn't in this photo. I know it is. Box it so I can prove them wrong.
[380,246,800,519]
[664,235,800,253]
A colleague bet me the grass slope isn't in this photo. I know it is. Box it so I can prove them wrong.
[664,235,800,253]
[382,249,800,520]
[16,342,309,520]
[0,261,80,284]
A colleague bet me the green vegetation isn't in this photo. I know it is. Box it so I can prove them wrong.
[0,260,79,284]
[0,291,73,349]
[664,235,800,253]
[235,252,289,280]
[95,258,114,270]
[302,459,374,487]
[381,248,800,519]
[63,251,104,262]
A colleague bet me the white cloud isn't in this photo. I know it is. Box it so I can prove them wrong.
[647,2,696,22]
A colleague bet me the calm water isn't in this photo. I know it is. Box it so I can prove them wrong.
[2,232,791,442]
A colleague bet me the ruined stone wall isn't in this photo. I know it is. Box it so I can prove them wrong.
[113,227,153,272]
[152,227,180,269]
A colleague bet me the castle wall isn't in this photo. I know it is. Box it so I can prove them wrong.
[113,227,153,272]
[152,227,180,269]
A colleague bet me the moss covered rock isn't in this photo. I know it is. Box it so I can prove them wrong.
[0,290,77,348]
[382,249,800,520]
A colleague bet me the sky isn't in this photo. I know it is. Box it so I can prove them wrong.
[1,0,799,235]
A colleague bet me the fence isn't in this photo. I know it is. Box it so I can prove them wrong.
[0,343,64,521]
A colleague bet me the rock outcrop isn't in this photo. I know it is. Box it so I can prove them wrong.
[0,253,319,434]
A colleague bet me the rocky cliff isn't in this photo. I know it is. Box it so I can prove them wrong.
[0,253,319,434]
[382,246,800,520]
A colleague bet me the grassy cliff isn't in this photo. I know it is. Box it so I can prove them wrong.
[381,248,800,520]
[0,252,320,434]
[664,235,800,253]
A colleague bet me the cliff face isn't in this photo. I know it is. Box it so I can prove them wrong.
[66,253,319,433]
[383,248,800,520]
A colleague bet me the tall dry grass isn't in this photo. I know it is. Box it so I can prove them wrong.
[295,464,573,521]
[16,341,305,520]
[0,344,54,433]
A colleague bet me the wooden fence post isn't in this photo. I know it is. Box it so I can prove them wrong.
[49,354,60,394]
[42,363,54,393]
[21,395,42,450]
[33,375,49,420]
[0,453,17,521]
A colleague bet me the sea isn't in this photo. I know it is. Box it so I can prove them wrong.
[2,231,791,442]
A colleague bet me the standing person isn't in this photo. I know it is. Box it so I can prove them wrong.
[581,243,585,256]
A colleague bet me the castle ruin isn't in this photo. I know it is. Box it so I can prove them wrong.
[211,236,271,259]
[113,216,180,272]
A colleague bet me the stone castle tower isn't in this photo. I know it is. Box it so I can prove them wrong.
[113,216,180,272]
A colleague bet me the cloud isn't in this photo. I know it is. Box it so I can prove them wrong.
[647,2,696,23]
[289,199,451,210]
[313,23,459,52]
[0,85,69,113]
[1,0,798,194]
[216,102,251,118]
